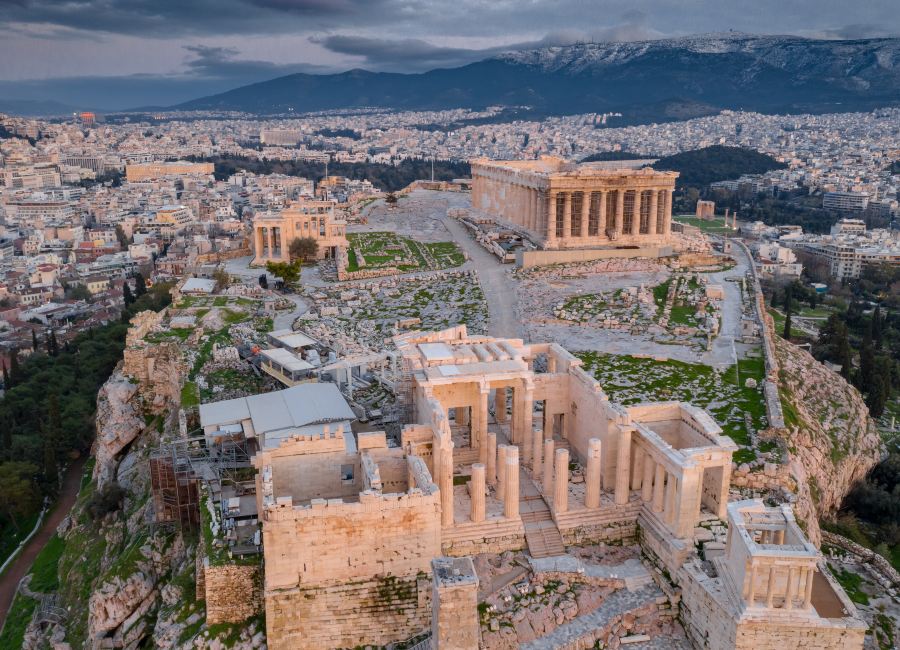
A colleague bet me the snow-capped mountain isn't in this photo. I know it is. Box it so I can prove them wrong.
[176,34,900,120]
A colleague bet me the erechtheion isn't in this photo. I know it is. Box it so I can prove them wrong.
[251,198,348,265]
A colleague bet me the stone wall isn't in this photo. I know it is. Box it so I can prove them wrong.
[265,574,431,650]
[516,245,673,269]
[821,531,900,588]
[733,620,866,649]
[204,563,262,625]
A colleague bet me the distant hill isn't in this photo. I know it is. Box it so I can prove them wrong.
[175,34,900,121]
[651,145,787,187]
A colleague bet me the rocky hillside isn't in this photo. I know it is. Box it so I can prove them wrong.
[176,34,900,118]
[773,333,884,545]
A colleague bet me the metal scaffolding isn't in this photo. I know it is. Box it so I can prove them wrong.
[150,432,254,530]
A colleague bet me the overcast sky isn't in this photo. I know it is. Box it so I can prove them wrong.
[1,0,899,110]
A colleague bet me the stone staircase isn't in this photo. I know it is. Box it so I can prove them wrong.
[520,484,565,558]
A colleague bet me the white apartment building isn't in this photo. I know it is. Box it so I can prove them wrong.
[823,191,869,212]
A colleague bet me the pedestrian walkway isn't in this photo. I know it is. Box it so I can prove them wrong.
[529,555,653,591]
[520,472,565,558]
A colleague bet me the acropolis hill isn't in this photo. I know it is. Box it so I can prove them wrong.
[6,176,892,649]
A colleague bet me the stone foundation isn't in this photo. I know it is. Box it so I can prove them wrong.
[265,574,431,650]
[204,563,262,625]
[517,245,673,269]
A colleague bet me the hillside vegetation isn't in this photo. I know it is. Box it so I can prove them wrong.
[651,145,786,187]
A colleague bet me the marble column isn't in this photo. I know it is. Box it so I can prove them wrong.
[554,448,569,513]
[254,227,263,259]
[440,441,454,527]
[631,190,641,236]
[476,388,489,464]
[497,444,508,501]
[674,469,702,538]
[652,464,665,513]
[785,567,797,610]
[766,566,777,608]
[598,191,607,236]
[546,191,557,246]
[663,190,672,235]
[803,567,815,609]
[495,388,507,423]
[615,190,624,238]
[543,439,555,495]
[456,407,469,427]
[614,428,632,505]
[580,190,590,237]
[470,463,485,523]
[630,446,644,491]
[529,425,541,474]
[486,432,497,486]
[561,192,572,241]
[664,473,678,526]
[641,456,655,502]
[585,438,602,509]
[266,227,274,258]
[747,564,758,607]
[505,447,519,519]
[649,190,659,235]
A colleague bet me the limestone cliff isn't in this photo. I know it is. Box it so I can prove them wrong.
[93,368,147,487]
[773,334,883,545]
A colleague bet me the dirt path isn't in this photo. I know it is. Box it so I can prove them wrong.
[0,455,87,629]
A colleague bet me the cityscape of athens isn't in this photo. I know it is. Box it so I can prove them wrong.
[1,3,900,650]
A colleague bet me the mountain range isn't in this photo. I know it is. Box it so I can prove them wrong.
[175,33,900,121]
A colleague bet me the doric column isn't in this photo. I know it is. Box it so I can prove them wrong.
[775,529,785,545]
[598,190,607,236]
[266,227,274,258]
[440,441,455,527]
[664,190,673,235]
[542,439,555,495]
[674,469,702,538]
[641,456,655,502]
[664,473,678,525]
[531,424,543,475]
[614,428,632,505]
[470,463,485,523]
[476,387,489,463]
[504,447,519,519]
[513,385,533,446]
[631,190,641,236]
[585,438,602,509]
[486,432,497,486]
[630,446,644,491]
[615,190,624,237]
[546,191,557,246]
[562,192,572,241]
[652,464,665,513]
[580,190,590,237]
[785,567,797,610]
[554,448,569,513]
[766,565,777,608]
[497,445,508,501]
[649,190,659,235]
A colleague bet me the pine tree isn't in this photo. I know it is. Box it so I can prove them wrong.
[2,362,9,390]
[857,326,876,395]
[9,350,21,385]
[123,282,134,306]
[49,330,59,357]
[873,305,883,350]
[31,329,39,352]
[783,310,792,340]
[41,438,58,496]
[134,273,147,297]
[837,326,853,381]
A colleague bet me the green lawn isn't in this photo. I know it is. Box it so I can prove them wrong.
[674,216,733,233]
[347,232,464,272]
[577,352,766,446]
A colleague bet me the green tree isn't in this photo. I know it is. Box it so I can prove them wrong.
[857,327,876,395]
[867,356,892,419]
[31,329,39,352]
[2,362,9,390]
[0,462,41,531]
[872,305,883,350]
[123,282,134,306]
[289,237,319,264]
[114,224,130,250]
[265,260,301,287]
[8,350,21,385]
[783,310,792,340]
[134,273,147,297]
[385,192,398,206]
[212,267,230,292]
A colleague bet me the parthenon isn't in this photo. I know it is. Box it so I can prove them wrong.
[470,156,678,249]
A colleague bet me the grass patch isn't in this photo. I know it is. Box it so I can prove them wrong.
[828,563,869,605]
[181,381,199,408]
